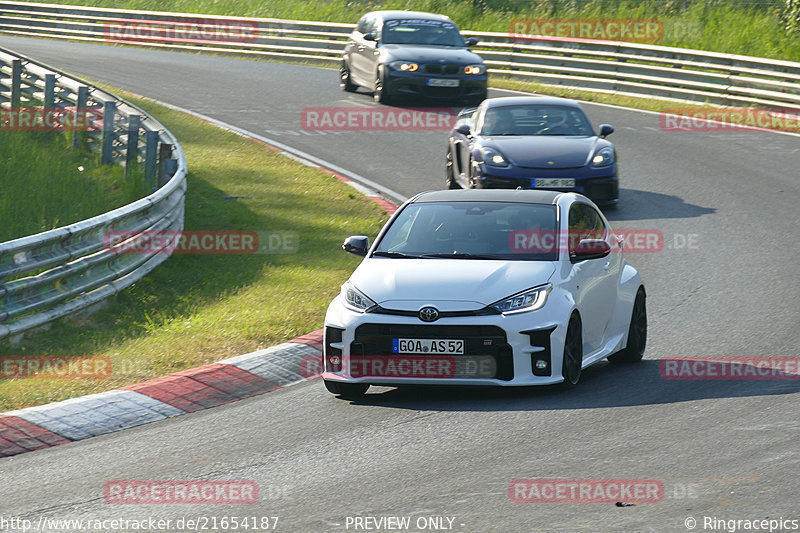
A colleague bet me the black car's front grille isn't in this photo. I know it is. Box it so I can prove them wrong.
[421,86,463,98]
[351,324,514,380]
[423,64,461,75]
[583,178,618,202]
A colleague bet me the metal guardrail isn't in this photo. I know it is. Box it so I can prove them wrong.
[1,1,799,109]
[0,45,186,340]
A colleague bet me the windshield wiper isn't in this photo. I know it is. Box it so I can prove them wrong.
[420,253,504,260]
[371,251,423,258]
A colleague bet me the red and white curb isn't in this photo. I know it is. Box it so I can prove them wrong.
[0,331,324,457]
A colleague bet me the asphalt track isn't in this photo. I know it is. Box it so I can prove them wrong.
[1,36,799,533]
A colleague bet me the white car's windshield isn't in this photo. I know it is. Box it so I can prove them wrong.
[373,201,559,260]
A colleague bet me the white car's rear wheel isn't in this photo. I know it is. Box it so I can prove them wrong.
[609,288,647,363]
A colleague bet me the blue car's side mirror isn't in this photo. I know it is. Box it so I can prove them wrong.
[465,37,478,47]
[599,124,614,138]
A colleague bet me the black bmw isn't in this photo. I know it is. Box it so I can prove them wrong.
[341,11,488,104]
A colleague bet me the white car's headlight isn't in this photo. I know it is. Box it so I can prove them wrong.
[592,147,615,167]
[463,64,485,75]
[490,284,552,314]
[388,61,419,72]
[481,147,509,167]
[342,281,376,312]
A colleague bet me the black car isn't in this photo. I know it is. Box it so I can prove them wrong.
[340,11,488,104]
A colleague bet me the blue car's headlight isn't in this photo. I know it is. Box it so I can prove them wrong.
[592,147,615,167]
[481,147,510,167]
[490,284,552,314]
[387,61,419,72]
[341,281,376,312]
[463,64,486,75]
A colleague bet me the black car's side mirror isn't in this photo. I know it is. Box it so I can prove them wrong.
[599,124,614,138]
[456,123,472,136]
[571,239,612,263]
[343,235,370,256]
[363,32,377,42]
[465,37,478,47]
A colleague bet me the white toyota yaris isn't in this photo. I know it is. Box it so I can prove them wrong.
[323,189,646,398]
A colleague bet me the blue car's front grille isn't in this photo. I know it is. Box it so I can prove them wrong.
[423,64,460,75]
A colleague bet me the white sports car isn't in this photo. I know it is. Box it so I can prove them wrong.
[322,189,646,398]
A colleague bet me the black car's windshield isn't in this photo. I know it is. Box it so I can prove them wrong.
[373,201,559,261]
[382,19,465,47]
[480,104,595,136]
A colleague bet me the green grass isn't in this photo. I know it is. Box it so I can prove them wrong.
[0,129,147,242]
[12,0,800,62]
[0,92,388,411]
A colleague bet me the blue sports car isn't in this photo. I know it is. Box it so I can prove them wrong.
[445,96,619,207]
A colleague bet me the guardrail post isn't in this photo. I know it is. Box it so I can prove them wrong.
[43,74,55,108]
[125,114,141,178]
[158,142,174,186]
[144,130,159,186]
[101,101,116,164]
[11,59,22,109]
[73,85,88,149]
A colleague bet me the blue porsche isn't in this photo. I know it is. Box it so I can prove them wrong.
[445,96,619,207]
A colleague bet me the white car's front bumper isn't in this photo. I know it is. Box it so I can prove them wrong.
[322,297,570,387]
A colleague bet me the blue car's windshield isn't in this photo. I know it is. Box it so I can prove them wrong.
[480,105,595,136]
[382,19,465,47]
[373,201,559,261]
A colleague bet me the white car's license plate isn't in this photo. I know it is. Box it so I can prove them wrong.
[535,178,575,188]
[427,78,460,87]
[393,338,464,354]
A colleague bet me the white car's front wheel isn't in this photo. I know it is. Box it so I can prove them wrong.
[561,314,583,388]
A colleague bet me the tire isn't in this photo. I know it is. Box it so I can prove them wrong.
[324,379,369,399]
[339,64,357,92]
[445,150,462,189]
[561,314,583,388]
[373,66,391,104]
[609,287,647,363]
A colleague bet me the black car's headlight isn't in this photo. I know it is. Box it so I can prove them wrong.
[463,64,486,75]
[481,147,510,167]
[592,147,615,167]
[388,61,419,72]
[341,281,376,312]
[490,284,552,314]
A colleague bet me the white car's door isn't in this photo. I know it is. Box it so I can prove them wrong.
[567,203,619,353]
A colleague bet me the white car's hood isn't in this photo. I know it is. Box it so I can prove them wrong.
[349,258,555,311]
